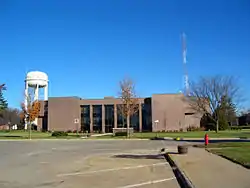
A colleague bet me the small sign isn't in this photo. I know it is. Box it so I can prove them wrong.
[74,118,79,124]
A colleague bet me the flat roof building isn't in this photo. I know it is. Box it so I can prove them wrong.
[37,93,202,132]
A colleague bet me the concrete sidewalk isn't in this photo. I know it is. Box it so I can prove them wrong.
[169,147,250,188]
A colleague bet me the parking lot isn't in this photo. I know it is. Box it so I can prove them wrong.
[0,140,180,188]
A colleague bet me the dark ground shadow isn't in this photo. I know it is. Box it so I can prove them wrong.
[150,137,166,140]
[112,154,164,160]
[164,152,194,188]
[167,151,179,155]
[0,135,22,138]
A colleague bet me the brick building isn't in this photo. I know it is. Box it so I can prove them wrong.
[37,93,202,132]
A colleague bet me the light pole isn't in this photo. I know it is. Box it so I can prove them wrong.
[154,120,159,137]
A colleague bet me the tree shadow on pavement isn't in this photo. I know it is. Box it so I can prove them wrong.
[112,154,164,160]
[167,151,179,155]
[150,137,166,140]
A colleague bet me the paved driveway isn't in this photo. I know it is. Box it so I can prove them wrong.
[0,140,180,188]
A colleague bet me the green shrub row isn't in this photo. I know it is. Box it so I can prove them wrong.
[51,131,68,137]
[156,130,181,133]
[114,132,128,137]
[187,126,206,132]
[66,130,83,133]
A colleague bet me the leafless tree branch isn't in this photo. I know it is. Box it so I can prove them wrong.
[118,77,139,137]
[185,75,242,132]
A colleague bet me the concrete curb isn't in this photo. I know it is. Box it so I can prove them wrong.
[164,153,195,188]
[87,136,159,141]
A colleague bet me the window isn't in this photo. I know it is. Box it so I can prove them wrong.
[105,105,114,133]
[142,98,152,131]
[92,105,102,133]
[117,104,126,128]
[130,109,139,132]
[80,105,90,132]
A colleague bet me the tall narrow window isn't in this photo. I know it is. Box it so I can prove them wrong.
[93,105,102,133]
[142,98,152,131]
[81,105,90,132]
[105,105,114,133]
[117,104,126,128]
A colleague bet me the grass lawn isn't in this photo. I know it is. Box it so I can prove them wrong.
[0,130,85,139]
[0,130,249,140]
[0,130,49,139]
[132,130,250,139]
[89,130,250,139]
[202,142,250,169]
[194,142,250,148]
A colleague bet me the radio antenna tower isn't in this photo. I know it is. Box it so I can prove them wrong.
[182,32,190,96]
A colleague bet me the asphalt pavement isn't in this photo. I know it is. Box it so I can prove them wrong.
[0,140,181,188]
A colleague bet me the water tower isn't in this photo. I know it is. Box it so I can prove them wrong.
[24,71,48,129]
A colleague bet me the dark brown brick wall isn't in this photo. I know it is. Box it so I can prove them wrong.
[151,93,201,131]
[47,97,80,131]
[37,94,202,132]
[151,94,185,131]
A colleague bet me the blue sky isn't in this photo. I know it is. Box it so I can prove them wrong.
[0,0,250,108]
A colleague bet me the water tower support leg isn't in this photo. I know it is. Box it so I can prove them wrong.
[24,81,28,130]
[44,85,48,101]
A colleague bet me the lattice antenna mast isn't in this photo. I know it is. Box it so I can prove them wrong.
[182,33,189,96]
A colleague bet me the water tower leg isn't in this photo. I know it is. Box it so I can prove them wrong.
[34,84,39,126]
[34,84,39,101]
[24,81,28,130]
[44,85,48,101]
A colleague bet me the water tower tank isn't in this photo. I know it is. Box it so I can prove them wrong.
[26,71,48,88]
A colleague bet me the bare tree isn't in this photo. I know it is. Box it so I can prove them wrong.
[185,75,241,132]
[0,108,21,130]
[118,77,139,138]
[20,90,40,139]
